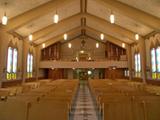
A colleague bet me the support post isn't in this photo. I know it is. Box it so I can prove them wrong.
[127,44,132,80]
[139,38,147,84]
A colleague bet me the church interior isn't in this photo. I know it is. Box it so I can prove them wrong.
[0,0,160,120]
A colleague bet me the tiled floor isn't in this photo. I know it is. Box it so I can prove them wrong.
[70,81,98,120]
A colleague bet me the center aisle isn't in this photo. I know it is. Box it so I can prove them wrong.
[70,81,98,120]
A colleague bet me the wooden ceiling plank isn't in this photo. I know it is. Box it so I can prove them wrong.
[31,13,81,41]
[1,0,74,32]
[85,13,136,42]
[86,26,128,47]
[37,26,81,47]
[95,0,160,30]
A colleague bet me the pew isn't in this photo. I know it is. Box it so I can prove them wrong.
[89,79,160,120]
[0,79,78,120]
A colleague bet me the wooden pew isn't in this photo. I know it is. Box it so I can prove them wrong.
[28,101,69,120]
[0,79,78,120]
[89,79,160,120]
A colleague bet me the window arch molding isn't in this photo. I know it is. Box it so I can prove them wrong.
[150,36,160,80]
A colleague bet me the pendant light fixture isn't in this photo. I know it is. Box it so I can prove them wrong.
[96,43,99,48]
[68,43,72,48]
[122,43,125,48]
[42,43,46,48]
[53,10,59,24]
[110,11,115,24]
[100,33,104,40]
[80,50,84,54]
[2,2,8,25]
[135,34,139,40]
[28,34,33,41]
[64,33,68,40]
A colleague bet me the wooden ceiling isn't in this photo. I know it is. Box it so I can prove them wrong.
[0,0,160,46]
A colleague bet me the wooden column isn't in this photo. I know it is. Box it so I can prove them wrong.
[22,41,27,84]
[0,81,2,88]
[139,38,147,83]
[0,31,4,88]
[127,44,132,80]
[35,46,41,81]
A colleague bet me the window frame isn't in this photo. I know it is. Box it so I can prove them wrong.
[134,52,141,78]
[6,46,18,80]
[151,46,160,80]
[27,52,34,78]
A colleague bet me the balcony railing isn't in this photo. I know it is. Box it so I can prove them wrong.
[39,60,128,69]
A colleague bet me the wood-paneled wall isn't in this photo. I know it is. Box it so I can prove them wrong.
[105,41,126,60]
[48,69,65,80]
[105,68,125,79]
[41,42,61,61]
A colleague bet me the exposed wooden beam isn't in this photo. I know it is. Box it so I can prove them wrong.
[81,0,87,13]
[0,0,73,32]
[94,0,160,30]
[144,30,160,40]
[85,13,136,42]
[9,31,24,40]
[86,26,127,47]
[80,0,83,13]
[81,0,87,34]
[40,35,81,49]
[62,35,82,44]
[31,13,81,41]
[86,35,106,44]
[38,26,81,47]
[86,26,127,44]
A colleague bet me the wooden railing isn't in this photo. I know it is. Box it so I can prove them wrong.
[39,60,128,68]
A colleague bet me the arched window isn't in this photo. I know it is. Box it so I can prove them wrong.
[156,47,160,79]
[6,47,18,80]
[151,48,156,79]
[135,53,141,77]
[150,45,160,80]
[27,53,33,78]
[135,54,138,74]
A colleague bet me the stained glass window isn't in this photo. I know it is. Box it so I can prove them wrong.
[151,48,156,79]
[27,53,33,78]
[135,53,141,77]
[135,54,138,74]
[156,47,160,79]
[12,49,18,79]
[27,54,30,73]
[7,47,13,80]
[137,53,141,72]
[6,47,18,80]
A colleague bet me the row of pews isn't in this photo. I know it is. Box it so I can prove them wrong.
[0,79,79,120]
[89,79,160,120]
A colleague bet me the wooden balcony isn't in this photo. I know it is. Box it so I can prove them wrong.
[39,60,128,69]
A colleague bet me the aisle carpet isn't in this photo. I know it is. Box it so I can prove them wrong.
[70,81,98,120]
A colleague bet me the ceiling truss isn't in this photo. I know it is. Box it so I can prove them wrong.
[0,0,159,45]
